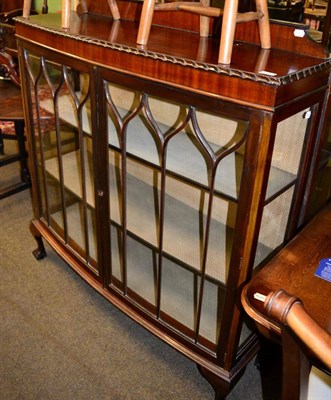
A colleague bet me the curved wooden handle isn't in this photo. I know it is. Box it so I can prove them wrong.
[265,290,331,371]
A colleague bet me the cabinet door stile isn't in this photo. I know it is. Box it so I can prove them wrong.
[217,109,276,367]
[86,67,108,280]
[92,75,112,285]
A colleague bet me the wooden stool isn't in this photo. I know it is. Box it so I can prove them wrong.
[23,0,120,29]
[241,204,331,400]
[137,0,271,64]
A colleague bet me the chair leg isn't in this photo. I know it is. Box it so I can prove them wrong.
[137,0,156,45]
[218,0,239,64]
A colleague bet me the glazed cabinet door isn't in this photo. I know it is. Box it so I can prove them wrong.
[99,69,327,365]
[100,70,255,358]
[21,47,102,280]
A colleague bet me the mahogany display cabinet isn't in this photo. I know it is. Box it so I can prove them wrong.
[15,2,331,398]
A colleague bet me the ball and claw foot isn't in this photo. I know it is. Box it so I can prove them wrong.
[30,221,47,260]
[32,236,47,260]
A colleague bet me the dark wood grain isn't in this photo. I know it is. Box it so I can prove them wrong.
[0,79,23,120]
[15,10,330,110]
[0,0,23,14]
[243,203,331,334]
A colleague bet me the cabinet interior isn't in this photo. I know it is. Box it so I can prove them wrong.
[26,53,311,353]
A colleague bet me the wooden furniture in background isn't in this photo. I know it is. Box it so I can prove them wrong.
[0,0,24,17]
[0,21,20,84]
[0,0,49,198]
[0,79,30,199]
[242,203,331,400]
[267,1,305,23]
[15,1,331,398]
[304,0,329,42]
[0,0,29,198]
[137,0,271,64]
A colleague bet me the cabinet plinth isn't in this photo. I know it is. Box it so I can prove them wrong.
[16,4,331,398]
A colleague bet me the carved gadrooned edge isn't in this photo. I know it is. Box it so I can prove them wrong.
[15,17,331,86]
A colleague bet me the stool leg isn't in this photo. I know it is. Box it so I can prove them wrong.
[62,0,71,29]
[107,0,120,20]
[23,0,32,18]
[14,120,30,184]
[218,0,238,64]
[80,0,88,13]
[256,0,271,49]
[200,0,211,37]
[137,0,156,45]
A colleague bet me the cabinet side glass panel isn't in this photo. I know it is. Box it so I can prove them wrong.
[254,108,311,267]
[24,51,98,271]
[105,82,248,351]
[237,108,312,354]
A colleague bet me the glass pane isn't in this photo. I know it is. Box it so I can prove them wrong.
[254,108,311,267]
[266,108,309,200]
[106,82,247,350]
[24,50,98,272]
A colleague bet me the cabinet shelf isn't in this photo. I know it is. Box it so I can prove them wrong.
[49,200,224,347]
[41,93,298,203]
[45,149,273,283]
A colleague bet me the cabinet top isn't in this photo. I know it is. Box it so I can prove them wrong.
[15,2,331,109]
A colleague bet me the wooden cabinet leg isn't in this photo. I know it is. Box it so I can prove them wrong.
[197,364,245,399]
[30,222,47,260]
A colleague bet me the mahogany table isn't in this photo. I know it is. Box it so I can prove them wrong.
[242,203,331,399]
